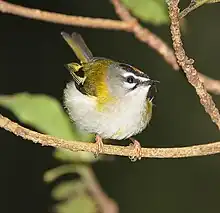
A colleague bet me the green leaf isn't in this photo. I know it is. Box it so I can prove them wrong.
[52,180,85,200]
[0,93,96,162]
[54,193,97,213]
[45,165,97,213]
[0,93,76,140]
[44,164,78,183]
[0,93,99,213]
[54,149,97,163]
[121,0,169,25]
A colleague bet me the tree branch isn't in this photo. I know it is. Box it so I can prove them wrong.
[111,0,179,70]
[198,73,220,95]
[179,0,220,19]
[112,0,220,95]
[1,0,220,159]
[0,0,130,30]
[83,167,118,213]
[168,0,220,129]
[179,0,209,19]
[1,0,219,94]
[1,114,220,159]
[0,0,178,70]
[1,1,219,94]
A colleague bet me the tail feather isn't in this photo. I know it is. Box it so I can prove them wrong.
[61,32,93,63]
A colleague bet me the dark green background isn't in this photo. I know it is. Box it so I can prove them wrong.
[1,0,220,213]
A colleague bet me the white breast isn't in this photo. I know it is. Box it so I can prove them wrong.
[64,82,151,140]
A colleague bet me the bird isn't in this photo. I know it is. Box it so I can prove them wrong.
[61,32,158,161]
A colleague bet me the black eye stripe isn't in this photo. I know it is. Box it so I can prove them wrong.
[124,75,140,91]
[126,76,137,84]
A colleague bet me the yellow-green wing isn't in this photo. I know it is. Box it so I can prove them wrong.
[61,32,93,63]
[64,63,86,85]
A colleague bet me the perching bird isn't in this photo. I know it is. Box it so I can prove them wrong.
[62,32,158,161]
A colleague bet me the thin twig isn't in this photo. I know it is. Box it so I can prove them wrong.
[111,0,179,70]
[179,0,220,19]
[1,114,220,159]
[1,0,219,95]
[0,0,130,30]
[179,0,209,19]
[168,0,220,129]
[82,167,118,213]
[113,0,220,95]
[0,0,178,70]
[1,1,220,159]
[198,73,220,95]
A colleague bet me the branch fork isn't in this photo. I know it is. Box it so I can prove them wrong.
[0,0,220,159]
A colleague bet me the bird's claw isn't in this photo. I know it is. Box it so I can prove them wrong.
[129,138,142,162]
[94,135,104,157]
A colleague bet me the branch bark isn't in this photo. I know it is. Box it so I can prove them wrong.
[179,0,220,19]
[112,0,220,95]
[198,73,220,95]
[0,0,130,30]
[168,0,220,129]
[0,0,220,160]
[0,0,178,70]
[111,0,179,70]
[83,167,118,213]
[1,114,220,159]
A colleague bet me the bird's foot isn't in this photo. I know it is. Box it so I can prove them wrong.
[94,135,104,157]
[128,137,142,162]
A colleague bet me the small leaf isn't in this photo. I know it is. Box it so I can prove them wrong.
[0,93,76,140]
[0,93,98,213]
[0,93,95,162]
[44,164,78,183]
[54,148,97,163]
[46,165,97,213]
[52,180,85,200]
[121,0,169,25]
[54,193,97,213]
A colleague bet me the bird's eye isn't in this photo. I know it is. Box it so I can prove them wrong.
[126,76,135,84]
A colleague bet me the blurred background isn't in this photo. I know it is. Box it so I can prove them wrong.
[1,0,220,213]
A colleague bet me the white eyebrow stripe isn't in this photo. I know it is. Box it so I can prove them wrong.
[122,72,137,78]
[122,72,149,82]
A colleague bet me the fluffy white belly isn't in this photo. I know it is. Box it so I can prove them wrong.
[64,82,151,139]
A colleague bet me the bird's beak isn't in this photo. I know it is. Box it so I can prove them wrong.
[146,79,159,99]
[142,79,159,87]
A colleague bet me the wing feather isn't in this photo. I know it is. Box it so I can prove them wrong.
[61,32,93,63]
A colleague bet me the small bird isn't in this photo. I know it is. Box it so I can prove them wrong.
[62,32,158,161]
